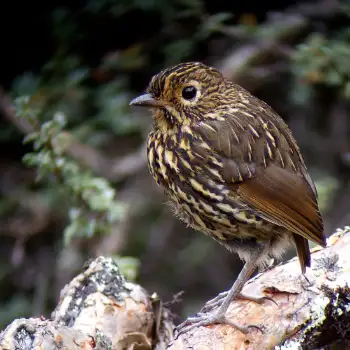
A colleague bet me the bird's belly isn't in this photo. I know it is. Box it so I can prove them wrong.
[166,188,276,242]
[147,133,284,244]
[167,191,292,262]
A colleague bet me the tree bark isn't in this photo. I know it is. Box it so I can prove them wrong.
[1,227,350,349]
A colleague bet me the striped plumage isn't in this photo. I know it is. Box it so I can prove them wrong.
[130,62,326,334]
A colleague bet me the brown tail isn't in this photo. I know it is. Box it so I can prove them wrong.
[292,233,311,274]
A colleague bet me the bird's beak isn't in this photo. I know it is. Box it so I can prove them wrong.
[129,93,166,108]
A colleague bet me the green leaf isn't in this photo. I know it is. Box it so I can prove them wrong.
[23,132,40,144]
[112,255,140,281]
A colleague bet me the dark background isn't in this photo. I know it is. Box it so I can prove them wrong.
[0,0,349,329]
[1,0,314,88]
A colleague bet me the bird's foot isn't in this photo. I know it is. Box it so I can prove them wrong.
[174,310,263,338]
[200,291,276,313]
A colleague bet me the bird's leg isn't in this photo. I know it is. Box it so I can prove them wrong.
[175,244,270,337]
[200,291,275,314]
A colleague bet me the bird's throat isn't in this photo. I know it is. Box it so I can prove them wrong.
[153,108,178,134]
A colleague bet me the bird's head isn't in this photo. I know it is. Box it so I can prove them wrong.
[130,62,229,132]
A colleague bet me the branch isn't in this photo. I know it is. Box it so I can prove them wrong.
[0,257,174,350]
[1,228,350,349]
[168,227,350,349]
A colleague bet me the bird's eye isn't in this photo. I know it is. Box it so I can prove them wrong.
[182,86,197,100]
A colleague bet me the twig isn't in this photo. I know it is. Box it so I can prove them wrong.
[216,15,307,86]
[216,0,343,88]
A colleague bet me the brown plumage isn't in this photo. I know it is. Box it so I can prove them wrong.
[130,62,326,334]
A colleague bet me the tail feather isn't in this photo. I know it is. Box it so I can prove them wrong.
[292,233,311,274]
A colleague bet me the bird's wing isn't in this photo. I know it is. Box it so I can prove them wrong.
[193,99,325,248]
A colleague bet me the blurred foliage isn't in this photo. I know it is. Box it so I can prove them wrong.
[0,0,349,331]
[112,255,140,282]
[314,176,340,213]
[16,99,125,243]
[0,296,33,328]
[292,29,350,103]
[86,0,204,17]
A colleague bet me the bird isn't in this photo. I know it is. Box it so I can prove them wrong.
[129,61,326,335]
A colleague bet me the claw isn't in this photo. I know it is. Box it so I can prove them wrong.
[245,324,265,334]
[257,296,278,306]
[175,247,273,338]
